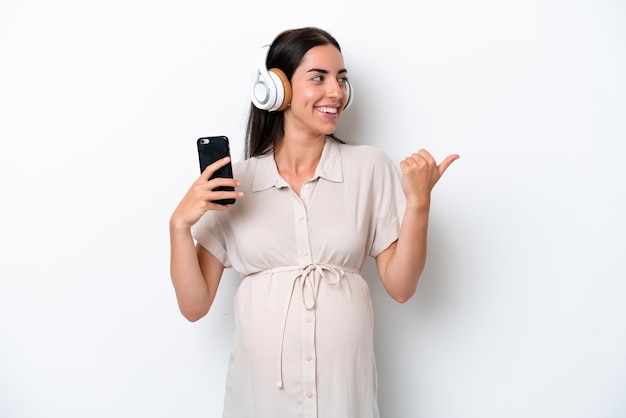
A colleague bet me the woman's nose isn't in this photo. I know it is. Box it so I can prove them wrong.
[327,80,344,99]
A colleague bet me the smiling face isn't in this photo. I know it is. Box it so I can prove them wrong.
[283,45,349,139]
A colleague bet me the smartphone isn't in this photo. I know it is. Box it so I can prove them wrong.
[197,135,235,205]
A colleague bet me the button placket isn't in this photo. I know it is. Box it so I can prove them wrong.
[294,182,318,416]
[291,197,312,265]
[301,306,317,415]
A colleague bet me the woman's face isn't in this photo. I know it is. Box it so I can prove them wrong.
[284,45,349,137]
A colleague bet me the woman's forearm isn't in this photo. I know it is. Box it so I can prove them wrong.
[169,220,215,321]
[378,199,430,303]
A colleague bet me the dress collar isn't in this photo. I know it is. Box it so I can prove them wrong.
[252,137,344,192]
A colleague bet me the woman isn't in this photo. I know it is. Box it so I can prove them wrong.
[170,27,458,418]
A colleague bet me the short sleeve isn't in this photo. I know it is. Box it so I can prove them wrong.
[191,211,232,268]
[368,151,406,258]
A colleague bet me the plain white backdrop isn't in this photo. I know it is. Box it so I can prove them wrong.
[1,0,625,417]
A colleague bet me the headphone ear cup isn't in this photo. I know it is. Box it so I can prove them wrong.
[251,69,277,111]
[269,68,292,111]
[343,79,354,111]
[250,45,293,112]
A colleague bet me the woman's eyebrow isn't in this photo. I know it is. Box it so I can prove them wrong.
[307,68,348,74]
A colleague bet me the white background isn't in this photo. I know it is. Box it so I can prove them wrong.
[1,0,625,417]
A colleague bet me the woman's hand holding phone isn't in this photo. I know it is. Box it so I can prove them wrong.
[194,155,242,209]
[170,139,243,231]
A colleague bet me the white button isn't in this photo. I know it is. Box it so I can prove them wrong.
[307,392,313,398]
[305,184,312,190]
[297,215,304,221]
[305,317,312,323]
[301,250,308,256]
[306,355,312,361]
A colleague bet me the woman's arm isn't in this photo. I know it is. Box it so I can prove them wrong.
[375,149,459,303]
[169,156,243,321]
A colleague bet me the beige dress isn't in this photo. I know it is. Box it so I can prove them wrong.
[192,138,405,418]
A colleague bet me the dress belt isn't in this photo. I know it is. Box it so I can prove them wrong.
[245,263,361,389]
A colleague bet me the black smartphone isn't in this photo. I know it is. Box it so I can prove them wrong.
[197,135,235,205]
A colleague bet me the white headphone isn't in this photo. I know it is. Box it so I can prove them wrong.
[250,45,353,112]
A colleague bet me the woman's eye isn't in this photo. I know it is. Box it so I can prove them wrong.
[312,75,323,82]
[339,77,349,84]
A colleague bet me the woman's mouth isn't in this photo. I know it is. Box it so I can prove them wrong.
[316,106,338,114]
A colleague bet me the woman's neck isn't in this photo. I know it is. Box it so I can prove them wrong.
[274,135,326,195]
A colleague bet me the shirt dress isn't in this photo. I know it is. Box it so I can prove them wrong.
[191,138,406,418]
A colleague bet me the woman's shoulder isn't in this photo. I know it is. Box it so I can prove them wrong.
[231,155,261,176]
[336,141,394,167]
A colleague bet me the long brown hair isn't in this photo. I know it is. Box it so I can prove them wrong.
[244,27,345,159]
